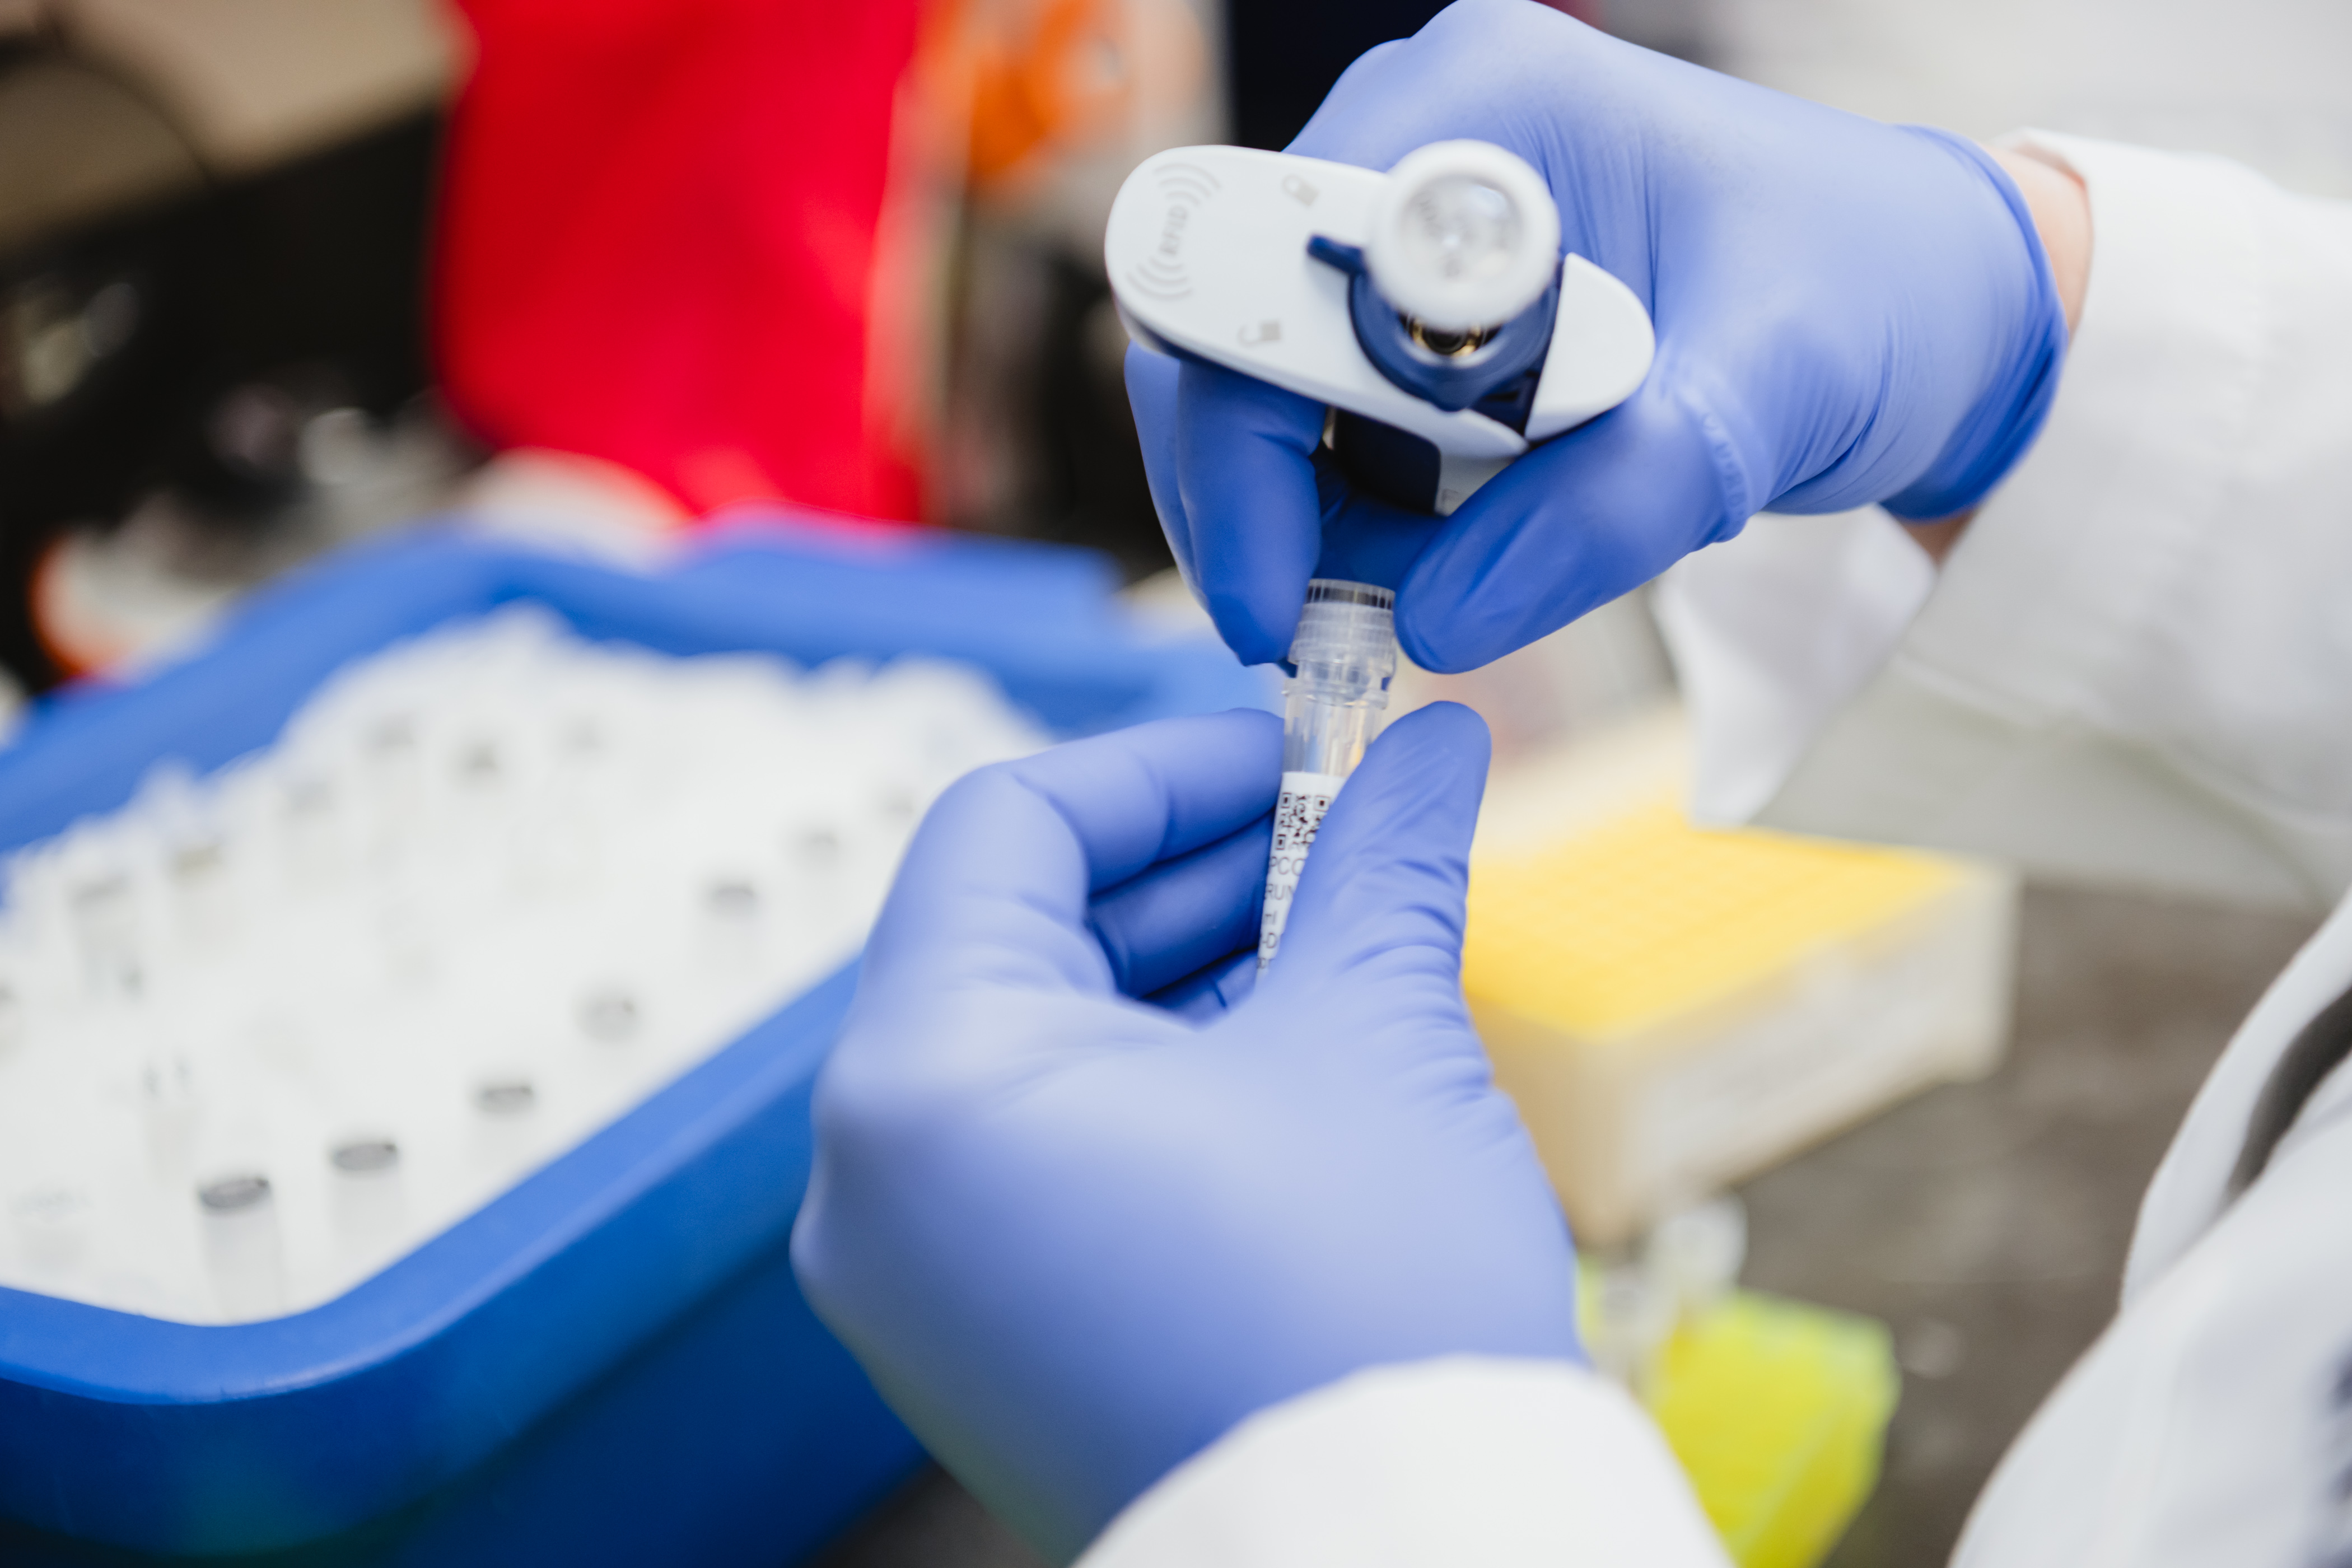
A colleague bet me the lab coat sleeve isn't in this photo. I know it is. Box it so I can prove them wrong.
[1655,133,2352,911]
[1075,1357,1731,1568]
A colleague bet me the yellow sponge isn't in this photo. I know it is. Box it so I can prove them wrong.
[1644,1292,1899,1568]
[1466,801,1965,1042]
[1464,792,2015,1244]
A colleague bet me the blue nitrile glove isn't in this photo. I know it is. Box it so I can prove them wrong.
[791,705,1579,1562]
[1127,0,2066,672]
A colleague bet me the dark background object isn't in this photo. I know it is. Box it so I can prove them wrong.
[1226,0,1626,153]
[1011,252,1170,584]
[0,40,211,687]
[0,34,441,690]
[153,111,441,517]
[1227,0,1454,152]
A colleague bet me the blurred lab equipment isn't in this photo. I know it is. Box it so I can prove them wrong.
[923,0,1222,581]
[1574,1197,1898,1568]
[436,0,927,522]
[1107,136,1655,515]
[0,0,459,689]
[0,524,1264,1563]
[0,606,1052,1323]
[1463,709,2017,1246]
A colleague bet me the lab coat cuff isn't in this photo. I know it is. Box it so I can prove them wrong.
[1075,1356,1730,1568]
[1741,137,2336,902]
[1902,129,2270,726]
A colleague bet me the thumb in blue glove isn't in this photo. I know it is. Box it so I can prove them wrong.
[791,704,1579,1561]
[1128,0,2067,673]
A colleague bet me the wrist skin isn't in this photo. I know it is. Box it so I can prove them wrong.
[1906,145,2092,565]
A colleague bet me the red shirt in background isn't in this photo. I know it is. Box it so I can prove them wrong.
[435,0,928,524]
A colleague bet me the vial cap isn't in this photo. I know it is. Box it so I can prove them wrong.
[578,988,640,1041]
[476,1079,536,1116]
[706,879,759,920]
[198,1173,272,1212]
[330,1138,399,1174]
[1289,580,1398,687]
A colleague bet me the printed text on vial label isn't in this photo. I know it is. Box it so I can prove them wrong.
[1258,771,1346,970]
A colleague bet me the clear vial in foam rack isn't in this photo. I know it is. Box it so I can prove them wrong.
[0,606,1051,1323]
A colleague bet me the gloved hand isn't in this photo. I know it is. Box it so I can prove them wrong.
[1127,0,2067,672]
[792,705,1579,1562]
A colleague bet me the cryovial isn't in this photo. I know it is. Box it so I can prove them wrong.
[328,1137,405,1263]
[790,825,844,873]
[198,1172,286,1320]
[455,738,505,793]
[140,1052,200,1172]
[476,1079,536,1115]
[1257,580,1398,970]
[280,774,344,890]
[360,713,424,863]
[470,1076,540,1175]
[702,876,763,972]
[1649,1196,1748,1322]
[169,836,233,950]
[577,987,640,1042]
[69,871,142,999]
[516,716,605,893]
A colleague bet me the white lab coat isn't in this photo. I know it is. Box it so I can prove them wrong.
[1077,132,2352,1567]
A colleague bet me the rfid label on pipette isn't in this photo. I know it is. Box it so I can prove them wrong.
[1258,770,1345,970]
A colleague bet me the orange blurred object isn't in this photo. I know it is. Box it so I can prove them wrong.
[434,0,930,524]
[956,0,1138,190]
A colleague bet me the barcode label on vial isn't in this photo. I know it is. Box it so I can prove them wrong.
[1258,771,1346,970]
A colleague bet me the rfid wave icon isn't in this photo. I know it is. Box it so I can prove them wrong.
[1123,162,1220,302]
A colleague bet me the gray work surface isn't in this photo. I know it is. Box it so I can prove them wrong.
[813,884,2320,1568]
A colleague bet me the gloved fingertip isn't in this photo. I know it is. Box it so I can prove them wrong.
[1390,574,1536,675]
[1202,586,1297,671]
[1390,609,1485,678]
[1374,699,1494,786]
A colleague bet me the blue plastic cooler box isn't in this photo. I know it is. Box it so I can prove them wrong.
[0,526,1264,1565]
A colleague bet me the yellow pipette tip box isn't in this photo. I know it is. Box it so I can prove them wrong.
[1464,719,2017,1245]
[1646,1291,1899,1568]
